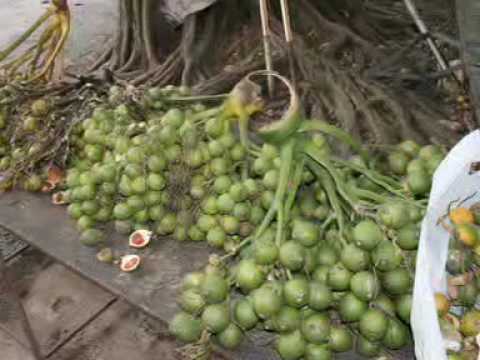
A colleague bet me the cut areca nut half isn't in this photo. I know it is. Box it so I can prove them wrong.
[129,229,152,249]
[120,254,141,272]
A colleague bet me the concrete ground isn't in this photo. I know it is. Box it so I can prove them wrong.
[1,245,181,360]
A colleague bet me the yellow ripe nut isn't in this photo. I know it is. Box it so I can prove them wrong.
[434,293,450,317]
[456,224,478,248]
[449,207,475,225]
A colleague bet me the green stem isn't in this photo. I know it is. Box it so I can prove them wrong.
[319,214,335,242]
[238,116,250,180]
[248,149,261,157]
[3,47,35,75]
[304,142,359,211]
[284,156,305,223]
[166,94,229,102]
[254,139,296,244]
[286,270,293,280]
[29,24,56,75]
[299,120,369,162]
[220,236,252,262]
[276,204,285,248]
[321,214,335,231]
[250,143,261,152]
[350,187,388,203]
[307,159,347,246]
[337,159,425,210]
[238,116,250,150]
[190,106,224,122]
[240,160,249,180]
[222,116,231,134]
[274,139,295,247]
[254,203,277,241]
[192,118,208,126]
[333,157,404,195]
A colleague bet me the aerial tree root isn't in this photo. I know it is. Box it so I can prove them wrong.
[1,0,465,148]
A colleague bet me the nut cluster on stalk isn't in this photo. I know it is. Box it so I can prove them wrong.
[0,74,449,359]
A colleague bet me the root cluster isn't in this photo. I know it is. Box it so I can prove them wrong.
[1,0,468,147]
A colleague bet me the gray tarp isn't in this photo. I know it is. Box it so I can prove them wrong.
[160,0,219,24]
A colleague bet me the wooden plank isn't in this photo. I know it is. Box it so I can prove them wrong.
[0,248,115,355]
[0,191,277,359]
[49,301,225,360]
[0,328,35,360]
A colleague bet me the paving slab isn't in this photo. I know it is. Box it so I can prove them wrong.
[0,328,36,360]
[0,248,114,355]
[0,191,279,359]
[0,191,418,360]
[50,301,226,360]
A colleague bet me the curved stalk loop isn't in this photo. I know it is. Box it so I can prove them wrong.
[246,71,303,144]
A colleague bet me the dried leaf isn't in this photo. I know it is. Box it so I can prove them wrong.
[46,164,65,189]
